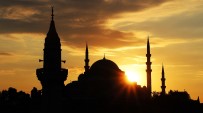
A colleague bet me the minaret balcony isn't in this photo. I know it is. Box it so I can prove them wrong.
[36,68,68,81]
[146,62,152,65]
[146,54,151,57]
[161,86,166,88]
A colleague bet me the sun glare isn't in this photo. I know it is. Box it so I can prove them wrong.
[125,71,140,83]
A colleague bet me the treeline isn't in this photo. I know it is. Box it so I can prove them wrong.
[0,87,42,113]
[0,87,202,113]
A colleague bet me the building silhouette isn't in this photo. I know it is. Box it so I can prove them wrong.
[32,7,203,113]
[36,7,68,112]
[84,43,90,74]
[1,7,202,113]
[161,64,166,95]
[146,36,152,97]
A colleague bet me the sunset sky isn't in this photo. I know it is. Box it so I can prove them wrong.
[0,0,203,102]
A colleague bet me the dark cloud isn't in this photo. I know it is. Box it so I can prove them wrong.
[60,27,145,48]
[0,0,44,7]
[0,0,170,48]
[0,52,13,56]
[0,18,46,33]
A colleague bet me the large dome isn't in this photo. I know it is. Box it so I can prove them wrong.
[78,58,124,83]
[90,58,120,72]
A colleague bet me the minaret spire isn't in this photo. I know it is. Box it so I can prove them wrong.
[47,6,57,36]
[51,6,54,21]
[197,96,200,104]
[84,42,90,74]
[146,36,152,97]
[162,63,165,77]
[161,64,166,95]
[147,36,150,54]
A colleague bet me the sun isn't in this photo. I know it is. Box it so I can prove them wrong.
[125,70,140,83]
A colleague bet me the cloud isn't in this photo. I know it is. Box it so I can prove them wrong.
[117,5,203,39]
[0,0,170,48]
[0,52,13,56]
[0,6,39,20]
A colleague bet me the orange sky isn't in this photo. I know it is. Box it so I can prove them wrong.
[0,0,203,102]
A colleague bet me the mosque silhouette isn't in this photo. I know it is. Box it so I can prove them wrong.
[36,7,153,112]
[34,7,203,113]
[0,7,202,113]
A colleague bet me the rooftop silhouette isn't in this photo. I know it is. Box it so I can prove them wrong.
[0,7,202,113]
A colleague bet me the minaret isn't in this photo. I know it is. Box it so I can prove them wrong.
[36,7,68,98]
[197,96,200,104]
[161,64,166,95]
[146,36,152,97]
[84,43,89,74]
